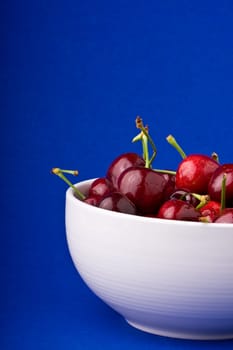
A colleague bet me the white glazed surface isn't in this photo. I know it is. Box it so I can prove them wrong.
[65,179,233,340]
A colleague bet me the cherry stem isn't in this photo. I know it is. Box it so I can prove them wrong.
[135,116,157,168]
[193,194,210,210]
[211,152,219,163]
[166,135,187,159]
[221,173,227,212]
[153,168,176,175]
[199,216,211,223]
[57,169,79,176]
[51,168,85,200]
[132,131,147,163]
[141,133,150,168]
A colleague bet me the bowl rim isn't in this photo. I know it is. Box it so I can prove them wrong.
[66,178,233,230]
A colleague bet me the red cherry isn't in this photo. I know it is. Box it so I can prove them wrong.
[118,166,167,215]
[199,201,221,222]
[106,153,145,189]
[84,196,101,206]
[208,164,233,206]
[157,199,200,221]
[161,173,176,201]
[88,177,114,198]
[214,208,233,223]
[175,154,219,194]
[98,192,137,215]
[170,189,200,207]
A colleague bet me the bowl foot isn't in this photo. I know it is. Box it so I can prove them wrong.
[125,319,233,340]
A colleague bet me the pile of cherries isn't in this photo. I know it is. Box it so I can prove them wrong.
[52,117,233,224]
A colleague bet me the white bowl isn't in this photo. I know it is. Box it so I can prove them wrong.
[65,179,233,340]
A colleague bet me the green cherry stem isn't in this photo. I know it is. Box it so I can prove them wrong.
[142,127,157,167]
[132,130,149,166]
[193,194,210,210]
[58,169,79,176]
[135,116,157,168]
[51,168,86,200]
[153,168,176,175]
[166,134,187,159]
[211,152,220,163]
[221,173,227,212]
[141,133,150,168]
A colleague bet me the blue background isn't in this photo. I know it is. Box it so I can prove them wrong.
[1,0,233,349]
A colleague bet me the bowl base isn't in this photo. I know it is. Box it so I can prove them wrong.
[125,319,233,340]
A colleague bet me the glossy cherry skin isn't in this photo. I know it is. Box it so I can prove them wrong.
[199,201,221,222]
[84,196,101,206]
[157,199,200,221]
[170,189,200,207]
[175,154,219,194]
[118,166,167,215]
[88,177,113,198]
[98,192,137,215]
[161,173,176,201]
[214,208,233,223]
[208,164,233,206]
[106,152,145,189]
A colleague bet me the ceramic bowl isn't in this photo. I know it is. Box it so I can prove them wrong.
[65,179,233,340]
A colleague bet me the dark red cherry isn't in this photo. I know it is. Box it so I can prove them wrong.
[170,189,200,207]
[161,173,176,201]
[208,164,233,206]
[98,192,137,215]
[118,166,167,215]
[175,154,219,194]
[84,196,101,206]
[199,200,221,222]
[214,208,233,223]
[157,199,200,221]
[106,152,145,189]
[88,177,113,198]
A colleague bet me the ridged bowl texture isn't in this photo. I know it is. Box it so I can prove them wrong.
[65,179,233,340]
